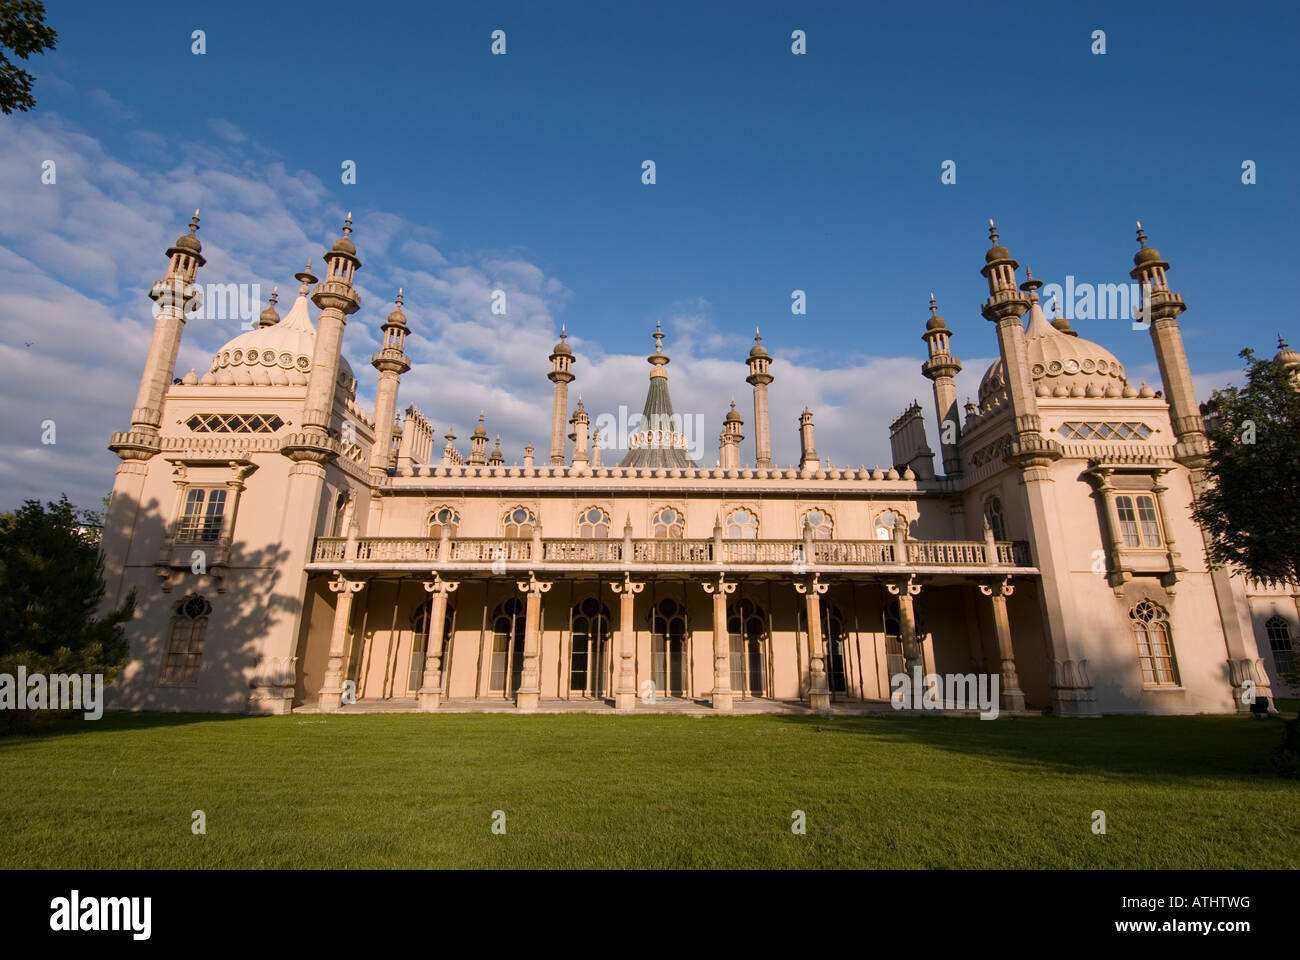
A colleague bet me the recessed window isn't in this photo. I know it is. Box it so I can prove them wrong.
[726,598,767,697]
[162,595,211,684]
[874,511,903,541]
[570,598,612,695]
[726,508,758,540]
[804,509,834,540]
[504,507,536,539]
[983,498,1007,541]
[428,506,460,538]
[1266,616,1294,677]
[489,597,526,695]
[578,507,610,539]
[1130,600,1179,686]
[1115,495,1162,548]
[653,507,684,540]
[176,487,227,543]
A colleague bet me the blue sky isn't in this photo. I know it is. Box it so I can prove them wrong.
[2,0,1297,508]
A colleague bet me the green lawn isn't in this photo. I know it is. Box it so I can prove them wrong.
[1,711,1296,869]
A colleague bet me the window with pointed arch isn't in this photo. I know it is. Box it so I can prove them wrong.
[802,508,834,540]
[983,497,1007,541]
[652,506,684,540]
[330,492,347,537]
[727,598,768,697]
[1130,600,1179,686]
[874,510,904,541]
[1265,616,1295,677]
[162,594,211,684]
[488,597,526,695]
[408,599,456,695]
[725,507,759,540]
[503,507,536,539]
[577,506,610,539]
[570,597,612,696]
[427,506,460,539]
[650,597,689,697]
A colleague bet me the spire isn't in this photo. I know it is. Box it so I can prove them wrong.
[648,320,669,379]
[295,261,316,295]
[621,322,696,468]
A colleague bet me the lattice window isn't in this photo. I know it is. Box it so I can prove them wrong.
[162,594,211,684]
[726,508,758,540]
[186,413,285,433]
[1266,616,1294,677]
[1130,600,1179,686]
[1058,421,1152,441]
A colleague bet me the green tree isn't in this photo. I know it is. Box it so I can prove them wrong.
[0,0,57,115]
[0,496,134,731]
[1192,348,1300,685]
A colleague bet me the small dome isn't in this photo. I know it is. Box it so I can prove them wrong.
[725,401,742,422]
[258,288,280,328]
[330,213,356,256]
[985,242,1010,263]
[171,211,202,255]
[387,290,407,326]
[1133,222,1162,266]
[207,289,354,390]
[551,326,572,356]
[749,330,769,358]
[1275,335,1300,369]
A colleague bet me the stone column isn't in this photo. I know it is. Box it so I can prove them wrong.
[795,574,830,711]
[702,572,737,711]
[515,572,552,711]
[320,572,365,711]
[979,576,1025,711]
[418,574,460,711]
[887,575,923,673]
[610,573,644,710]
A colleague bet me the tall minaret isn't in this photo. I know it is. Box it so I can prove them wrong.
[1130,222,1207,465]
[547,327,574,464]
[980,221,1056,464]
[719,399,744,469]
[367,289,411,478]
[300,213,361,444]
[798,408,819,472]
[920,294,963,478]
[568,398,590,465]
[746,330,774,469]
[112,210,205,460]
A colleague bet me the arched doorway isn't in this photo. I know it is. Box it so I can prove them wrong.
[408,599,455,695]
[650,597,689,698]
[489,597,526,697]
[727,598,769,699]
[570,597,612,698]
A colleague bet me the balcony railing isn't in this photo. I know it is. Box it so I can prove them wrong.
[312,536,1033,568]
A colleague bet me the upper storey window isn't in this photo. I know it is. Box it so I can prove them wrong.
[983,497,1007,541]
[428,507,460,538]
[504,507,536,539]
[176,488,227,543]
[874,511,903,541]
[1115,495,1162,548]
[1059,421,1152,441]
[726,508,759,539]
[653,507,684,540]
[804,509,834,540]
[578,507,610,539]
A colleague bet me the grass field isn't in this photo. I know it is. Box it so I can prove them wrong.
[1,710,1296,869]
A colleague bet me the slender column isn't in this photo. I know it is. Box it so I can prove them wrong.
[979,576,1025,711]
[515,572,552,711]
[609,573,644,710]
[795,574,831,711]
[702,573,737,711]
[887,575,923,673]
[418,575,460,711]
[320,572,365,711]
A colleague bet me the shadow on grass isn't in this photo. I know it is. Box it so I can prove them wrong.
[765,712,1290,784]
[0,710,252,747]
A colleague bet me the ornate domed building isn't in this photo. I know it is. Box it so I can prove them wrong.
[98,215,1295,717]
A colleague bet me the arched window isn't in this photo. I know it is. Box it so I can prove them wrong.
[1130,600,1179,686]
[503,507,536,539]
[874,510,904,541]
[726,508,759,540]
[983,497,1007,541]
[652,506,684,540]
[727,598,768,697]
[650,597,689,697]
[822,602,848,694]
[489,597,527,695]
[408,599,456,694]
[427,506,460,538]
[577,507,610,539]
[570,597,612,696]
[330,492,347,537]
[1266,616,1295,677]
[803,509,834,540]
[162,594,211,684]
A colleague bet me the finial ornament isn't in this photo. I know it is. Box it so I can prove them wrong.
[1135,220,1148,247]
[929,293,938,315]
[395,288,403,307]
[269,287,278,305]
[988,218,998,243]
[560,324,567,340]
[188,210,200,235]
[343,212,353,237]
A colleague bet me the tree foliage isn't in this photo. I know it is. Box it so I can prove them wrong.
[0,0,57,115]
[1192,348,1300,594]
[0,497,134,729]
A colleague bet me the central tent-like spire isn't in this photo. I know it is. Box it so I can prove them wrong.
[620,321,698,468]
